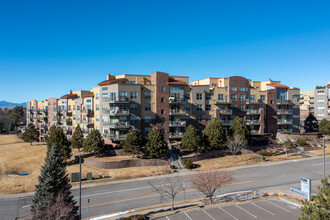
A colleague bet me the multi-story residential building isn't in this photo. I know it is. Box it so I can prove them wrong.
[313,82,330,121]
[300,90,314,123]
[27,72,300,143]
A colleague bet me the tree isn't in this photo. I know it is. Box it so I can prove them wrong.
[319,119,330,136]
[229,117,251,141]
[8,106,25,126]
[83,129,105,156]
[149,177,183,210]
[46,126,71,160]
[71,124,84,152]
[181,125,203,152]
[283,139,293,157]
[121,129,144,157]
[22,123,39,145]
[304,113,319,133]
[203,118,226,149]
[145,127,167,158]
[191,169,234,204]
[227,134,247,163]
[31,144,78,219]
[299,176,330,220]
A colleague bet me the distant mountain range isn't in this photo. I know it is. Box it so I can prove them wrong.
[0,101,26,109]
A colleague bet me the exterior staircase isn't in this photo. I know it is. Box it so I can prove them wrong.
[167,142,184,169]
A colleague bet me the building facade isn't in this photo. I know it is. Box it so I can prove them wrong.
[313,83,330,121]
[27,72,300,143]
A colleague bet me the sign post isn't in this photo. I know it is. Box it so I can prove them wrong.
[290,177,311,201]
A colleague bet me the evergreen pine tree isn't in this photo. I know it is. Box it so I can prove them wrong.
[22,123,39,145]
[203,118,226,149]
[83,129,105,156]
[181,125,202,152]
[319,119,330,136]
[229,117,251,141]
[46,126,71,160]
[146,127,167,158]
[304,113,319,133]
[31,144,78,219]
[121,129,144,157]
[71,124,84,152]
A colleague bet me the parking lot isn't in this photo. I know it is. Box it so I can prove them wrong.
[152,198,301,220]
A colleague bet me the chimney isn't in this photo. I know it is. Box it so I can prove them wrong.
[69,90,72,94]
[107,74,111,80]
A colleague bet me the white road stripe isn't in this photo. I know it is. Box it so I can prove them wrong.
[22,205,31,208]
[166,216,170,220]
[202,209,215,220]
[184,212,192,220]
[236,204,258,218]
[251,202,275,215]
[267,200,291,213]
[219,207,239,220]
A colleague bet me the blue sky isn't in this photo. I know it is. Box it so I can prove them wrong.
[1,0,329,103]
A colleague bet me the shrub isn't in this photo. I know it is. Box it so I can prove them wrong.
[295,139,307,147]
[169,165,176,169]
[182,159,193,169]
[256,150,275,156]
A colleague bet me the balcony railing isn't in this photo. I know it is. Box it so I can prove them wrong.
[246,120,260,125]
[213,99,232,105]
[169,97,186,104]
[246,109,260,115]
[246,99,263,105]
[109,110,130,116]
[277,100,292,105]
[104,121,130,129]
[102,97,130,103]
[220,120,232,126]
[277,119,293,125]
[277,109,293,114]
[169,109,186,115]
[169,132,184,139]
[103,134,127,141]
[219,109,233,115]
[169,121,186,127]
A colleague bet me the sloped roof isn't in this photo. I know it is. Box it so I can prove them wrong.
[167,79,185,85]
[98,78,126,86]
[83,92,94,98]
[60,94,78,99]
[267,84,289,89]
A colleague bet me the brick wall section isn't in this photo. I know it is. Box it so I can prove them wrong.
[228,76,250,117]
[84,158,171,169]
[266,89,277,136]
[151,72,170,140]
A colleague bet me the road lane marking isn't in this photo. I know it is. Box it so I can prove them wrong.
[236,204,257,218]
[267,200,291,213]
[219,207,239,220]
[202,209,215,220]
[166,216,170,220]
[251,202,274,215]
[184,212,193,220]
[22,205,31,208]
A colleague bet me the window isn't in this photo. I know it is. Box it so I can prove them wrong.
[127,81,136,84]
[292,95,299,100]
[73,105,76,110]
[161,109,165,115]
[260,95,265,101]
[196,93,202,100]
[161,98,165,103]
[246,87,249,91]
[96,115,99,122]
[145,104,151,111]
[230,87,236,91]
[196,104,203,111]
[96,126,100,131]
[145,92,151,99]
[206,104,211,111]
[130,92,138,99]
[239,87,245,91]
[102,87,108,91]
[119,92,127,99]
[68,105,71,110]
[95,93,99,100]
[144,127,152,135]
[109,92,115,101]
[102,92,108,97]
[230,94,237,100]
[185,116,190,123]
[250,95,255,101]
[144,115,152,123]
[317,100,325,104]
[205,115,211,122]
[130,103,138,111]
[86,99,91,103]
[218,94,223,100]
[184,104,191,111]
[130,116,138,124]
[196,115,202,122]
[161,86,165,92]
[185,93,190,100]
[317,107,325,111]
[206,93,211,100]
[77,105,80,111]
[225,86,228,91]
[239,94,245,101]
[239,105,245,111]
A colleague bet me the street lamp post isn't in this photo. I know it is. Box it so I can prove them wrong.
[79,155,82,219]
[323,138,326,179]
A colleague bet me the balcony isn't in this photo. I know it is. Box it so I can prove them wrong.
[213,99,232,105]
[169,132,184,139]
[277,109,293,115]
[246,120,260,125]
[277,100,292,105]
[105,121,130,129]
[66,119,72,126]
[102,97,130,103]
[246,99,263,105]
[246,109,260,115]
[219,109,232,115]
[169,109,186,115]
[277,119,293,125]
[32,109,38,113]
[109,110,130,116]
[277,129,293,134]
[169,121,186,127]
[104,134,127,141]
[82,109,94,116]
[66,112,72,117]
[83,130,89,135]
[220,120,232,126]
[169,97,186,104]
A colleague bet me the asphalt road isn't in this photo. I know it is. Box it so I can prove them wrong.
[1,156,329,220]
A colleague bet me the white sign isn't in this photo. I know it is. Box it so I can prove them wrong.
[290,177,311,201]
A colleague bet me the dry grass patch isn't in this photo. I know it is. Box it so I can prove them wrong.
[308,144,330,156]
[0,134,23,145]
[195,153,307,170]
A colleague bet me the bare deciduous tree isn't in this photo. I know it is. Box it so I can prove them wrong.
[191,169,234,204]
[149,177,183,210]
[34,193,77,220]
[227,134,247,164]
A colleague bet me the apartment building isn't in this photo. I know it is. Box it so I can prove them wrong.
[300,90,314,123]
[313,83,330,121]
[27,72,300,143]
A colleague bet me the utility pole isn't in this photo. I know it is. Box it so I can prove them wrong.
[79,155,82,219]
[323,138,326,179]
